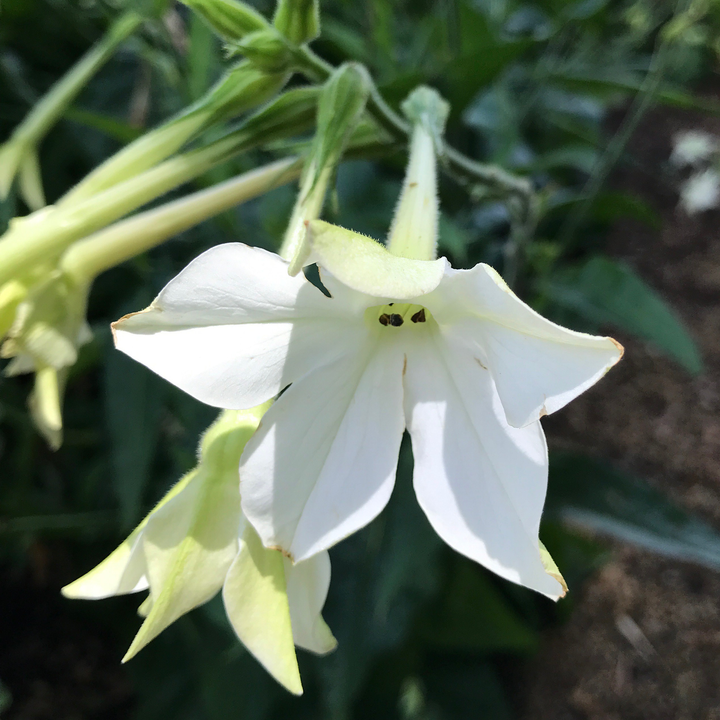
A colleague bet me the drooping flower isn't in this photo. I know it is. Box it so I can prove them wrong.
[62,406,336,695]
[111,87,622,600]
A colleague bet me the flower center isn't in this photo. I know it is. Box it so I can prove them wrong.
[366,303,431,329]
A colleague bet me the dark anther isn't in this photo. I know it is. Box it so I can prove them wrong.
[388,302,394,306]
[379,314,390,326]
[411,309,426,323]
[389,313,404,326]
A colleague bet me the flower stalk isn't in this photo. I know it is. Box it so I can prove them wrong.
[58,61,288,207]
[0,87,320,286]
[62,156,301,282]
[279,63,371,271]
[0,11,143,209]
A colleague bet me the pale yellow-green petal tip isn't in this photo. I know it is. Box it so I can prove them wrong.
[539,541,568,599]
[29,366,64,450]
[307,219,446,300]
[315,617,338,654]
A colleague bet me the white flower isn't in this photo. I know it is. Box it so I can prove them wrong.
[680,168,720,215]
[670,130,718,168]
[112,226,622,600]
[62,407,336,695]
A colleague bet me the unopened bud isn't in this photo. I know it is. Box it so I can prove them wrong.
[273,0,320,44]
[179,0,269,42]
[235,29,294,73]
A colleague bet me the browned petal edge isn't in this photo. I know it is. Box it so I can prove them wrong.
[609,337,625,361]
[109,304,160,345]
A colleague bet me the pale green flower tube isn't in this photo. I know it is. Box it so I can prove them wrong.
[0,11,143,210]
[0,86,319,286]
[58,61,288,207]
[1,157,300,448]
[61,156,301,282]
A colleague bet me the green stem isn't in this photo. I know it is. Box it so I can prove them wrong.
[6,11,142,146]
[294,46,533,205]
[62,157,300,281]
[58,62,288,206]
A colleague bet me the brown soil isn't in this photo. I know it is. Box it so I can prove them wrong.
[523,104,720,719]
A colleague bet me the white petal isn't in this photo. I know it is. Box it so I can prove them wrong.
[284,552,336,655]
[403,331,563,599]
[223,524,303,696]
[241,334,405,563]
[113,243,360,410]
[61,529,148,599]
[61,472,195,600]
[123,466,240,661]
[424,263,622,428]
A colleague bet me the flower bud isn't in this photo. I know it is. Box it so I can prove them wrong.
[234,29,294,73]
[273,0,320,44]
[281,63,372,272]
[179,0,269,42]
[387,86,450,262]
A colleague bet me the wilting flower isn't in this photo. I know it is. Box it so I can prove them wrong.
[63,406,335,695]
[112,230,622,599]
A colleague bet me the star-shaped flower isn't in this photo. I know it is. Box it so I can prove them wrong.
[112,224,622,599]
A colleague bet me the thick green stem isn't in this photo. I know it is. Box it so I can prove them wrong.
[62,157,300,281]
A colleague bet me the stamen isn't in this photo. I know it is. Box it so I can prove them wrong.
[411,309,426,323]
[389,314,404,326]
[379,314,390,326]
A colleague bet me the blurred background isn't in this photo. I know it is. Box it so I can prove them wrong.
[1,0,720,718]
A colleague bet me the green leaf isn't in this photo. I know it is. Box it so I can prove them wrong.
[545,255,703,374]
[548,68,720,114]
[546,454,720,570]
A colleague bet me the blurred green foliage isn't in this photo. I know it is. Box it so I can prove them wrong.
[2,0,720,718]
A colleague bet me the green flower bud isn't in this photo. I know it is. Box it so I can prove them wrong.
[273,0,320,45]
[281,63,371,272]
[179,0,269,42]
[235,29,294,73]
